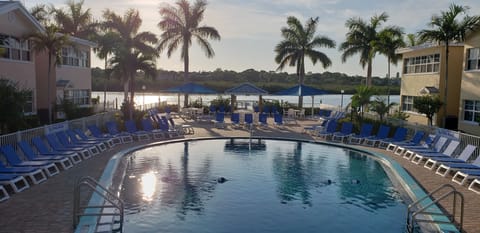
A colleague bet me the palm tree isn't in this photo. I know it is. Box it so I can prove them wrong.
[351,85,376,120]
[52,0,97,40]
[374,27,405,105]
[30,4,52,26]
[340,12,392,86]
[275,16,335,108]
[158,0,221,107]
[28,25,70,124]
[103,9,158,119]
[418,3,480,127]
[93,31,121,111]
[370,97,396,122]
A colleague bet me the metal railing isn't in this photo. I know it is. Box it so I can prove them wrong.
[0,111,119,149]
[73,176,124,233]
[406,184,464,233]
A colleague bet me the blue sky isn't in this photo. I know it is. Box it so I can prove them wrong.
[25,0,480,77]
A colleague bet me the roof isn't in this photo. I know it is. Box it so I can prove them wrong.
[224,83,268,95]
[419,86,439,94]
[396,42,464,54]
[274,84,328,96]
[0,1,45,33]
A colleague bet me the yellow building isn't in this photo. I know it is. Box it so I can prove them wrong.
[458,30,480,135]
[397,43,464,128]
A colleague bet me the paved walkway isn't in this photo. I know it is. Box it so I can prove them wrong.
[0,117,479,233]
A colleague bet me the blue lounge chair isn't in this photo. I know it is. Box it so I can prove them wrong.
[56,131,100,156]
[32,136,82,163]
[0,174,29,194]
[403,136,448,160]
[125,120,151,141]
[66,129,108,152]
[273,113,284,128]
[213,112,226,128]
[394,134,438,156]
[18,141,74,170]
[363,125,390,147]
[386,131,425,152]
[410,140,460,165]
[378,127,408,149]
[315,120,337,140]
[106,121,134,143]
[141,118,167,140]
[258,113,268,128]
[45,134,91,160]
[435,153,480,185]
[348,123,373,144]
[331,122,353,143]
[231,113,241,128]
[0,145,59,177]
[0,157,47,185]
[87,125,122,146]
[427,145,477,173]
[244,113,254,129]
[161,116,185,136]
[74,128,114,149]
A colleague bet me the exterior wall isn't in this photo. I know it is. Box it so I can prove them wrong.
[399,45,464,127]
[0,8,39,113]
[459,31,480,135]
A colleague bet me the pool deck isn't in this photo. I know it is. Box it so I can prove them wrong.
[0,117,479,233]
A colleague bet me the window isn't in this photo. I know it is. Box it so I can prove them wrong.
[0,34,31,61]
[466,48,480,70]
[64,89,90,105]
[402,95,415,112]
[23,91,34,115]
[403,54,440,74]
[61,47,90,67]
[463,100,480,123]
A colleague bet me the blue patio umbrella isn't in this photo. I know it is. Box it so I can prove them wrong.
[164,82,217,107]
[274,84,328,117]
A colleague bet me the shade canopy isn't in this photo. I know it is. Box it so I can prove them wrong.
[164,82,217,94]
[274,84,328,96]
[224,83,268,95]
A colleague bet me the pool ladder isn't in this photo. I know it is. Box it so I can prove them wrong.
[406,184,464,233]
[73,176,124,233]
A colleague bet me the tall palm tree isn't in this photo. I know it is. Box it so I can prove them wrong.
[374,27,405,105]
[158,0,221,107]
[418,3,480,127]
[28,25,70,124]
[103,9,158,119]
[52,0,97,40]
[93,30,121,111]
[30,4,53,26]
[275,16,335,108]
[340,12,392,86]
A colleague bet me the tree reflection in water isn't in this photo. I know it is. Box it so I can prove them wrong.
[272,142,322,206]
[121,141,217,219]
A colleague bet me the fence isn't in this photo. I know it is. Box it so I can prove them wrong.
[0,111,120,149]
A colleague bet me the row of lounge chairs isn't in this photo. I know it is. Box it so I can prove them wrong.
[0,114,189,202]
[305,120,480,194]
[212,112,292,129]
[386,134,480,194]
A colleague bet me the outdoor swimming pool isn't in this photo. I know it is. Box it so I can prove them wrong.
[120,139,410,232]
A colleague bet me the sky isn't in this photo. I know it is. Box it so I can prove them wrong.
[25,0,480,77]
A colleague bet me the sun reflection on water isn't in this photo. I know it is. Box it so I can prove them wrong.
[140,171,157,201]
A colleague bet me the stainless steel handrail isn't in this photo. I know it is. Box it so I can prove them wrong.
[406,184,464,233]
[73,176,124,232]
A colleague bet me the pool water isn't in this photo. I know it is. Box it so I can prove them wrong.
[121,139,407,233]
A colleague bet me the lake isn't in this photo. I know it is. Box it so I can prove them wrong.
[92,91,400,109]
